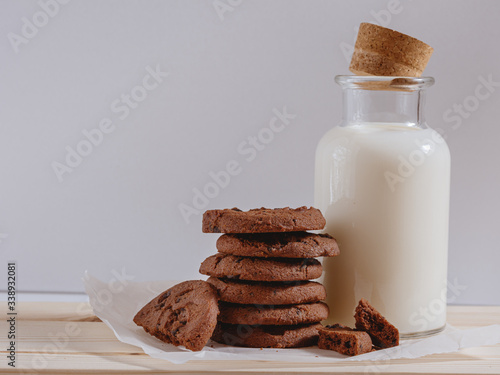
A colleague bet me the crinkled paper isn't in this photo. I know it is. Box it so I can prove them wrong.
[83,272,500,364]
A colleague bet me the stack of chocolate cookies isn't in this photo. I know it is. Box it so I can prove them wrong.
[200,207,340,348]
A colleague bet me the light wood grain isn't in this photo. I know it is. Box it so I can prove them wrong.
[0,303,498,374]
[16,301,99,322]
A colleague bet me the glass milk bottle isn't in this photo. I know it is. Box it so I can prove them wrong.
[315,76,450,338]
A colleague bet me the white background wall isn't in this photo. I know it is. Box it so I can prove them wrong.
[0,0,499,305]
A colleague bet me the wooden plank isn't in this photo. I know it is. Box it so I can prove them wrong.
[2,321,137,354]
[14,303,500,325]
[17,302,99,322]
[1,350,499,374]
[447,305,500,327]
[0,303,498,374]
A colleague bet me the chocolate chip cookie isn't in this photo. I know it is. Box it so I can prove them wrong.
[217,232,340,258]
[207,277,326,305]
[218,301,329,325]
[202,207,326,233]
[199,253,322,281]
[212,322,321,348]
[133,280,219,351]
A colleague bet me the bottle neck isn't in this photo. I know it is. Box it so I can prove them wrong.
[343,88,426,128]
[342,87,426,128]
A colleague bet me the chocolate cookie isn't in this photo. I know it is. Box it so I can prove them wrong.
[133,280,219,351]
[354,299,399,348]
[199,253,322,281]
[202,207,326,233]
[207,277,326,305]
[318,325,373,356]
[217,232,340,258]
[212,322,321,348]
[218,301,329,325]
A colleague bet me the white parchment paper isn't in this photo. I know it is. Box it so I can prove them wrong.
[83,272,500,364]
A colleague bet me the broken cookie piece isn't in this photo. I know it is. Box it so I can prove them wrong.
[318,325,372,356]
[354,298,399,348]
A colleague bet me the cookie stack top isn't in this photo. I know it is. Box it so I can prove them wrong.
[202,206,326,233]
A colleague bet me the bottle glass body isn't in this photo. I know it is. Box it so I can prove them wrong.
[314,76,450,338]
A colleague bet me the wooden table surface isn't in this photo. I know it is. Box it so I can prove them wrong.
[1,302,499,374]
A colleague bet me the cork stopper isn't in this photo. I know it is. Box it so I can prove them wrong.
[349,23,433,77]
